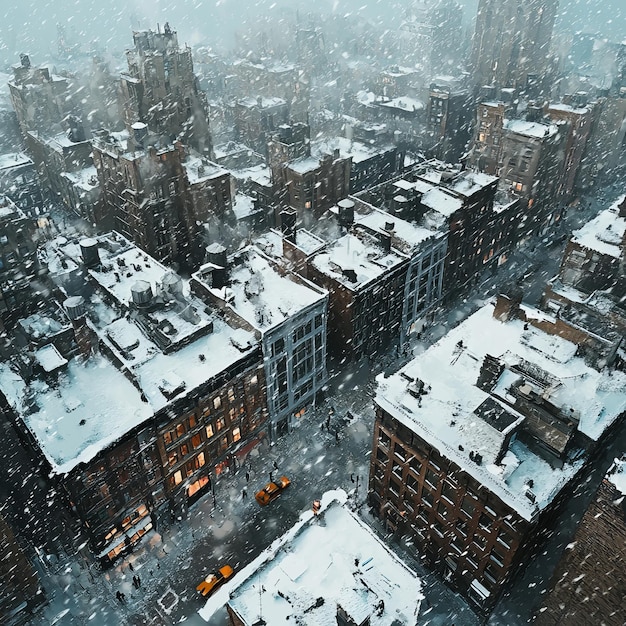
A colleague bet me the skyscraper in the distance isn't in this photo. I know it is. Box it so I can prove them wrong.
[470,0,559,93]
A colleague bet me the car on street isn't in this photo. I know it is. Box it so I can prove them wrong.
[255,475,291,505]
[196,564,234,596]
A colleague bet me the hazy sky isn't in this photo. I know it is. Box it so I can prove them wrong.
[0,0,623,66]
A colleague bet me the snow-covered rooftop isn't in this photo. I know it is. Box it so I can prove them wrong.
[420,187,463,217]
[237,96,286,109]
[504,119,559,139]
[184,156,228,185]
[0,355,152,475]
[377,96,424,113]
[571,195,626,258]
[0,152,32,171]
[205,491,422,625]
[254,228,326,258]
[61,166,99,192]
[353,205,440,253]
[7,234,261,474]
[375,301,626,521]
[287,155,324,175]
[448,172,498,197]
[197,248,326,332]
[311,136,394,164]
[310,232,407,291]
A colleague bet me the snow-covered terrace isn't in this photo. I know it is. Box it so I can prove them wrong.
[311,232,407,291]
[571,195,626,258]
[197,248,326,332]
[376,301,626,521]
[204,490,422,626]
[420,187,463,217]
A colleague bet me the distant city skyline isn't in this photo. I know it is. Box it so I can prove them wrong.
[0,0,623,67]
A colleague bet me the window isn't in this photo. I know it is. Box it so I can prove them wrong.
[232,426,241,442]
[496,530,513,550]
[378,430,391,449]
[272,338,285,357]
[461,495,477,518]
[176,423,185,438]
[219,435,228,452]
[389,480,401,497]
[173,470,182,485]
[376,448,388,465]
[168,451,178,467]
[392,461,403,479]
[479,512,493,532]
[457,519,468,537]
[442,482,457,504]
[315,314,323,328]
[206,424,214,439]
[194,452,205,469]
[490,548,505,567]
[425,468,439,490]
[189,414,197,428]
[438,501,451,519]
[180,444,189,457]
[250,375,258,386]
[191,433,202,449]
[216,416,225,431]
[406,474,419,493]
[421,490,433,508]
[213,397,222,410]
[228,388,235,402]
[163,431,172,445]
[409,457,422,476]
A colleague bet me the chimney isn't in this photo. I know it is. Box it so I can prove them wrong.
[280,209,297,244]
[493,291,523,322]
[333,148,341,161]
[66,115,86,143]
[19,53,31,69]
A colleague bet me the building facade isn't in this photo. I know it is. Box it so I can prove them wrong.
[369,296,626,612]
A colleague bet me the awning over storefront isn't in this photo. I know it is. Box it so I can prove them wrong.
[97,514,153,561]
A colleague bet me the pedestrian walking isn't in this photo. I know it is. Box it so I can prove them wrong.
[121,592,126,602]
[269,471,274,482]
[273,460,278,470]
[116,590,123,603]
[242,487,247,499]
[245,471,250,482]
[132,575,137,588]
[128,561,134,572]
[326,415,331,430]
[136,575,141,588]
[335,431,340,444]
[320,422,324,431]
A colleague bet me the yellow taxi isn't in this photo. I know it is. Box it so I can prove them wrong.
[196,564,234,596]
[255,475,291,506]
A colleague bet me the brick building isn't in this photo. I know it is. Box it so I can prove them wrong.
[0,233,268,565]
[470,107,566,240]
[534,455,626,626]
[120,24,212,156]
[92,131,233,268]
[369,296,626,612]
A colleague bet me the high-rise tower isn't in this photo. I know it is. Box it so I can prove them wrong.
[470,0,559,93]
